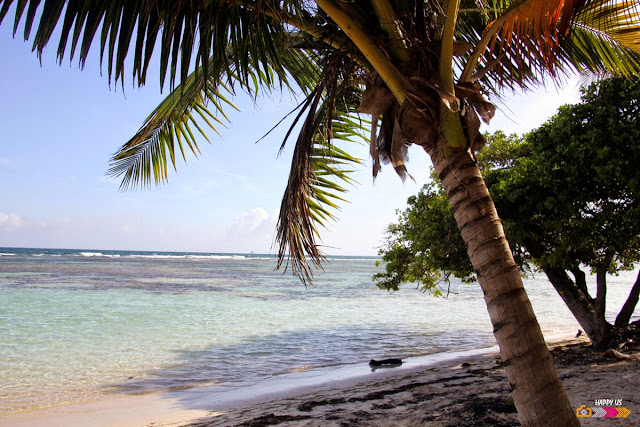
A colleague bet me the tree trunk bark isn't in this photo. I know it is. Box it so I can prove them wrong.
[615,269,640,328]
[425,146,578,427]
[569,267,590,297]
[542,265,603,343]
[593,265,613,348]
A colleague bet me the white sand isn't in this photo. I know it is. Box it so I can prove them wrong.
[2,338,639,427]
[0,347,499,427]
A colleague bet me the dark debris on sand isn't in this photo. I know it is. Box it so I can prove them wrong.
[550,342,611,366]
[186,341,637,427]
[237,413,311,426]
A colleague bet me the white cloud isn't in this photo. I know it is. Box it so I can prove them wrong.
[220,207,278,253]
[231,207,270,233]
[0,212,25,231]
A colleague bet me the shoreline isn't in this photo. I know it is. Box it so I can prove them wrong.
[0,346,503,426]
[4,336,638,426]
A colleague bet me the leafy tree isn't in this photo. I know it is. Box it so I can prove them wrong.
[3,1,640,424]
[378,77,640,348]
[491,77,640,347]
[373,180,474,293]
[374,132,529,291]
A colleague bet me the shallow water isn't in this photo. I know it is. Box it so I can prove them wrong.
[0,247,637,415]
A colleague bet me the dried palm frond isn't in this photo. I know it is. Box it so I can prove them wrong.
[275,54,365,284]
[359,78,395,178]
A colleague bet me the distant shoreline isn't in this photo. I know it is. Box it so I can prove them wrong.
[0,246,380,260]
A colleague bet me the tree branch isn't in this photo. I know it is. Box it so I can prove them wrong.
[615,269,640,328]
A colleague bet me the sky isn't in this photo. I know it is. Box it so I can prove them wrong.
[0,21,583,256]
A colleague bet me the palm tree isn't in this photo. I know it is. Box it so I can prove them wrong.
[3,0,640,424]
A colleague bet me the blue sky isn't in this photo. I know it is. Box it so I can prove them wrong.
[0,22,582,256]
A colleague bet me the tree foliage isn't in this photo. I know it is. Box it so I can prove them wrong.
[491,77,640,273]
[377,77,640,345]
[373,181,473,293]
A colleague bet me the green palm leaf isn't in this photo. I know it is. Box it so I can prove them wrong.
[106,62,237,190]
[0,0,315,88]
[275,109,365,284]
[107,41,320,190]
[563,0,640,77]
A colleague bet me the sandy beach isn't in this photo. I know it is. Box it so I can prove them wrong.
[1,337,638,427]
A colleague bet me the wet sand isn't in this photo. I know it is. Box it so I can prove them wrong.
[185,339,640,426]
[1,338,638,426]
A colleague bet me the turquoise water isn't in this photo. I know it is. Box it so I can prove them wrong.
[0,247,637,415]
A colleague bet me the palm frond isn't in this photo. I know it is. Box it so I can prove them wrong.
[563,0,640,77]
[460,0,640,90]
[107,32,322,190]
[576,0,640,53]
[275,54,366,284]
[275,111,365,285]
[459,0,577,89]
[106,60,236,190]
[0,0,318,90]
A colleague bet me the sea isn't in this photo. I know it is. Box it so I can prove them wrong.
[0,247,638,416]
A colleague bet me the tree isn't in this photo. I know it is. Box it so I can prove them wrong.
[487,77,640,347]
[3,1,640,424]
[373,180,475,293]
[378,78,640,348]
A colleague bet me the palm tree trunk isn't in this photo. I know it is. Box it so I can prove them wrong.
[425,145,579,427]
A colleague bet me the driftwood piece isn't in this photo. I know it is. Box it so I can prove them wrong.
[369,358,403,371]
[603,349,640,360]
